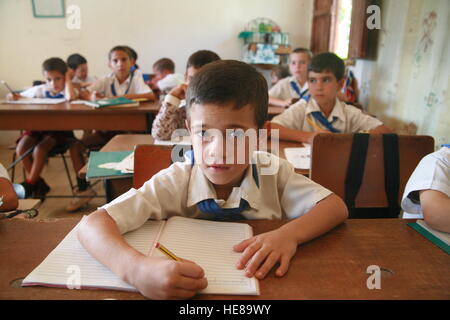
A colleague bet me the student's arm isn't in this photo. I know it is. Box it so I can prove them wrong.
[419,190,450,233]
[65,70,78,101]
[77,209,208,299]
[122,91,156,101]
[6,92,22,100]
[234,194,348,279]
[269,96,297,108]
[269,122,328,144]
[369,124,393,134]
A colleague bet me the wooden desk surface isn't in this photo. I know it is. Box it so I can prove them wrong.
[0,218,448,300]
[0,101,160,131]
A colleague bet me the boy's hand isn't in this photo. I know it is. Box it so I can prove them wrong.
[234,229,298,279]
[90,90,104,101]
[131,256,208,300]
[6,92,21,101]
[169,83,188,100]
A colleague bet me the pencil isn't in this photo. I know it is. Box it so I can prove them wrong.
[1,80,15,94]
[155,242,181,261]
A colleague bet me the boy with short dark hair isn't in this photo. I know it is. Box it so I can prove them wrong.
[269,47,312,107]
[6,57,78,200]
[67,53,96,88]
[270,52,392,144]
[151,50,220,140]
[149,57,184,93]
[78,60,348,300]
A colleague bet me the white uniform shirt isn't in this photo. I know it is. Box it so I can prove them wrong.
[401,147,450,216]
[20,83,65,98]
[88,72,151,98]
[102,151,333,234]
[72,75,97,84]
[269,76,309,100]
[271,98,383,133]
[157,73,184,92]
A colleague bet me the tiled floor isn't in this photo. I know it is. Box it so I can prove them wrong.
[0,145,106,219]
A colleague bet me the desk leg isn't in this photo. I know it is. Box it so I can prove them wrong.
[104,178,134,203]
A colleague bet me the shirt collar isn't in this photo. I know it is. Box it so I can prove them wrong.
[110,73,132,86]
[289,76,308,92]
[187,163,260,210]
[305,98,346,122]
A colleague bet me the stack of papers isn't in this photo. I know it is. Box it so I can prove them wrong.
[284,146,311,170]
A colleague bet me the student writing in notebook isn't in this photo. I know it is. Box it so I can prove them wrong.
[6,58,79,200]
[151,50,220,141]
[268,48,312,108]
[401,146,450,233]
[270,52,392,144]
[78,60,348,299]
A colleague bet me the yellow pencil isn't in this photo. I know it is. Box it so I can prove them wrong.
[132,98,148,102]
[155,242,181,261]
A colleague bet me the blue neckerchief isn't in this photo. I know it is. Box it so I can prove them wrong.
[301,94,311,102]
[290,80,308,99]
[45,91,64,99]
[310,111,341,133]
[185,149,259,220]
[110,71,134,96]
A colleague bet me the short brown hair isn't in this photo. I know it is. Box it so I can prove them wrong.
[186,50,220,70]
[108,46,132,60]
[153,58,175,72]
[186,60,268,128]
[42,57,67,75]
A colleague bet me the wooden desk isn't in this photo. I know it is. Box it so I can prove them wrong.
[1,218,448,300]
[267,105,285,118]
[0,101,160,131]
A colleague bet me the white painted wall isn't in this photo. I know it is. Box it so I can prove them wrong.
[0,0,313,145]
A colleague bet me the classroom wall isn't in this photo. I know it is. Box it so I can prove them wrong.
[354,0,450,149]
[0,0,313,145]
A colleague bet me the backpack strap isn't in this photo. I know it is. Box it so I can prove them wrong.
[344,133,370,213]
[382,134,400,217]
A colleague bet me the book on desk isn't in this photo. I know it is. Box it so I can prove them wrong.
[21,216,260,295]
[86,151,134,181]
[83,97,139,108]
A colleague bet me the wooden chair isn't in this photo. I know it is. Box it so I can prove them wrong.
[133,144,173,189]
[310,133,434,213]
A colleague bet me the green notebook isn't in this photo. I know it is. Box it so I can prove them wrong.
[408,220,450,255]
[86,151,133,180]
[84,97,138,108]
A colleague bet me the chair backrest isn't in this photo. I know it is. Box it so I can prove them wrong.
[133,144,173,189]
[310,133,434,208]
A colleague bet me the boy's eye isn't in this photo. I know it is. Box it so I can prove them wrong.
[196,130,213,141]
[227,129,245,139]
[323,78,331,83]
[309,78,316,83]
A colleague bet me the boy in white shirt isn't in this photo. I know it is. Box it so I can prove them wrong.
[270,52,392,144]
[67,53,96,88]
[78,60,348,300]
[401,146,450,233]
[269,48,312,108]
[148,58,184,94]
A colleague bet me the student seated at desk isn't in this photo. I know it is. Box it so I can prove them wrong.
[6,57,79,199]
[268,48,312,108]
[270,52,392,144]
[67,53,96,88]
[148,58,184,94]
[151,50,220,140]
[401,146,450,233]
[78,60,348,300]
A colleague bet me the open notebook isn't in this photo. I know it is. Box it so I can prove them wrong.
[22,216,259,295]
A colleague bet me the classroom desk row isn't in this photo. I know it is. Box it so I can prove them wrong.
[0,217,448,300]
[79,134,308,202]
[0,101,285,131]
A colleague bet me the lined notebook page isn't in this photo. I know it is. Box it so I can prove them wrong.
[22,218,164,291]
[153,216,259,295]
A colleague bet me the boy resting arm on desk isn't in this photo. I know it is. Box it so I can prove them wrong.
[270,52,392,144]
[78,60,348,300]
[79,45,155,101]
[401,146,450,232]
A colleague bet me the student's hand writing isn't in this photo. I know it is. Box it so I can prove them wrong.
[130,256,208,300]
[169,83,188,100]
[6,92,21,101]
[233,229,298,279]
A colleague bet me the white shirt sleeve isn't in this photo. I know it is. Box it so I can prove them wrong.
[132,75,152,94]
[157,74,184,92]
[87,78,108,95]
[271,101,306,130]
[346,105,383,132]
[20,85,45,98]
[401,148,450,215]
